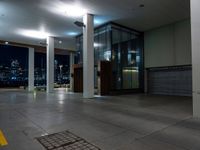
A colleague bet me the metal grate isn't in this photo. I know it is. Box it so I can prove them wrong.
[36,131,100,150]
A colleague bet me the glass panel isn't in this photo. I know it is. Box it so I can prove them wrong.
[35,53,70,87]
[0,45,28,88]
[34,52,46,86]
[75,23,144,91]
[111,25,143,90]
[54,55,70,86]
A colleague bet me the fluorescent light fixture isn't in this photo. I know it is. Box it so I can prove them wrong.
[18,29,49,39]
[65,5,87,17]
[66,31,78,36]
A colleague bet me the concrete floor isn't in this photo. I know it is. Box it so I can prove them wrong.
[0,89,199,150]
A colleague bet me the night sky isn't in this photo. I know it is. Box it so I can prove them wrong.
[35,53,70,69]
[0,44,28,69]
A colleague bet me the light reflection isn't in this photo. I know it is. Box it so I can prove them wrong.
[41,133,48,137]
[104,51,111,61]
[43,2,87,18]
[59,101,64,105]
[58,94,65,101]
[94,43,102,47]
[17,29,50,39]
[64,5,87,17]
[33,90,37,100]
[66,32,78,36]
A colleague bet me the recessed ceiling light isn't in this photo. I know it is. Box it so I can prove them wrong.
[139,4,145,8]
[18,30,50,39]
[64,5,87,17]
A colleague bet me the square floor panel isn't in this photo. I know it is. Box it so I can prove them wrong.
[36,130,100,150]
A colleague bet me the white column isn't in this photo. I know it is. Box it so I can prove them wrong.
[83,14,94,98]
[28,47,34,91]
[191,0,200,117]
[46,36,55,93]
[70,53,75,91]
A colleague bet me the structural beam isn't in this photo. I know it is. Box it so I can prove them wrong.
[83,14,94,98]
[47,36,55,93]
[28,47,34,91]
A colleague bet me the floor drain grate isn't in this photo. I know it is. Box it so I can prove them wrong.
[36,131,101,150]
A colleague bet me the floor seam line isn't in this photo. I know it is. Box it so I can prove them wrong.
[135,116,192,140]
[14,109,48,135]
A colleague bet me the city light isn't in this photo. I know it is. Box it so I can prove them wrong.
[17,29,50,39]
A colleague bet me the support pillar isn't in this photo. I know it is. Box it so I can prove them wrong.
[28,47,34,91]
[70,53,75,91]
[47,36,54,93]
[191,0,200,117]
[83,14,94,98]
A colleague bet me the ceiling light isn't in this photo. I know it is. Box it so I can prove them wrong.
[94,18,106,25]
[59,40,62,44]
[65,5,87,17]
[139,4,145,8]
[5,41,9,45]
[18,30,49,39]
[66,32,78,36]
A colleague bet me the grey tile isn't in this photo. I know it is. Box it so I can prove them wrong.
[93,130,142,150]
[147,125,200,150]
[0,90,193,150]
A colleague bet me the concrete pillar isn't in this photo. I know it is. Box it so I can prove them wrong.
[191,0,200,117]
[83,14,94,98]
[46,36,54,93]
[70,53,75,91]
[28,47,34,91]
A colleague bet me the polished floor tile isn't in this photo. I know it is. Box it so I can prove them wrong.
[0,89,195,150]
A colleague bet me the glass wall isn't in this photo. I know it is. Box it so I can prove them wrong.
[0,44,70,88]
[75,22,144,91]
[0,44,28,87]
[111,24,144,90]
[34,52,70,87]
[76,25,111,65]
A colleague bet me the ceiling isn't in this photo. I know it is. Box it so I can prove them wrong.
[0,0,190,50]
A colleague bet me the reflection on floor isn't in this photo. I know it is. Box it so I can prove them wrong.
[0,89,198,150]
